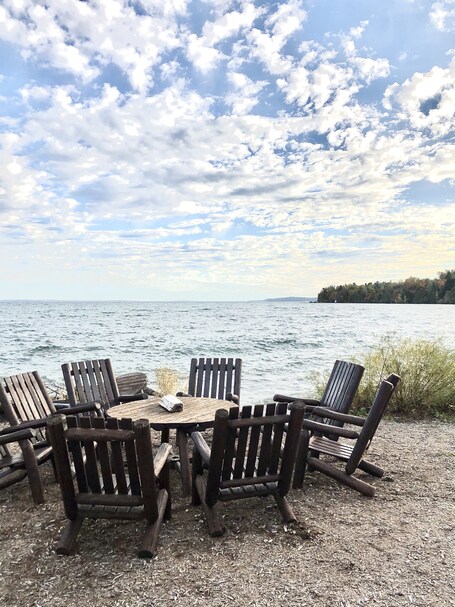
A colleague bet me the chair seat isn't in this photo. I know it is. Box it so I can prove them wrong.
[309,435,354,461]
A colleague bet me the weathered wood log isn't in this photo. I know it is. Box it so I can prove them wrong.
[116,372,148,395]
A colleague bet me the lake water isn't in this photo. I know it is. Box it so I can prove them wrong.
[0,301,453,405]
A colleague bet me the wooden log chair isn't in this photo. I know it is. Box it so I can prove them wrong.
[0,371,102,493]
[0,426,45,504]
[46,415,172,557]
[274,359,365,429]
[62,359,149,413]
[174,357,242,496]
[191,401,306,537]
[293,374,400,497]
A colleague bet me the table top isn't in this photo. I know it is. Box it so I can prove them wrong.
[107,395,234,430]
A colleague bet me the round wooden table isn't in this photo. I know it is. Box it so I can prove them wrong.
[108,396,234,496]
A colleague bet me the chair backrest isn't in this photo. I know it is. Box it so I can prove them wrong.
[204,401,305,506]
[62,359,120,411]
[46,415,160,523]
[188,357,242,401]
[316,360,365,426]
[0,371,56,445]
[346,374,400,475]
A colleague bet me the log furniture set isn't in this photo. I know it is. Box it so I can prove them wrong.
[0,357,400,556]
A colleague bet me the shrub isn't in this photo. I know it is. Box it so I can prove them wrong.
[154,367,188,396]
[312,338,455,420]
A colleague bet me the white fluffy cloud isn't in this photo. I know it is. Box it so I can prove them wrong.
[430,0,455,31]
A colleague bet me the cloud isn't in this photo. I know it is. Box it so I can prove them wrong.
[430,0,455,31]
[383,56,455,135]
[0,0,183,92]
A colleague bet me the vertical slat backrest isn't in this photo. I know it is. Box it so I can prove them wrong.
[215,402,305,486]
[62,359,120,411]
[1,372,54,445]
[1,372,54,424]
[317,360,364,425]
[56,415,149,505]
[187,357,242,402]
[346,379,397,474]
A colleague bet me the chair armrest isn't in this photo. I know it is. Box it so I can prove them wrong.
[153,442,172,476]
[0,427,35,445]
[0,418,49,432]
[311,407,366,426]
[273,394,321,407]
[273,394,298,403]
[302,419,360,439]
[60,402,103,416]
[54,401,71,411]
[226,393,239,404]
[190,431,211,466]
[117,393,149,403]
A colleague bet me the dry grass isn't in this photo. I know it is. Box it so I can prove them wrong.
[1,420,454,607]
[154,367,188,396]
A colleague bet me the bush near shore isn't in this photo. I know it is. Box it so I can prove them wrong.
[313,338,455,420]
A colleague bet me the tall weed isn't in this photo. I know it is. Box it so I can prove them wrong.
[312,338,455,419]
[154,367,188,396]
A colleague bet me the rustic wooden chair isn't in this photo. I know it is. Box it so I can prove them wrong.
[274,359,365,428]
[173,357,242,496]
[191,401,306,536]
[46,415,172,557]
[62,359,149,412]
[0,426,45,504]
[293,374,400,496]
[0,371,102,473]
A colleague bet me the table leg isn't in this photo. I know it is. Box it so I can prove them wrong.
[176,429,191,496]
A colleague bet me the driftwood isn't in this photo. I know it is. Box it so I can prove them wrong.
[116,372,148,395]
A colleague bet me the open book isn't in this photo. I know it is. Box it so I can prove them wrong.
[159,395,183,412]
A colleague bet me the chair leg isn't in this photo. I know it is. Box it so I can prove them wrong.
[158,462,172,521]
[357,458,384,477]
[176,429,191,497]
[191,448,203,506]
[308,457,375,497]
[138,488,169,558]
[55,518,84,555]
[292,429,310,489]
[273,495,297,524]
[20,440,45,504]
[195,475,225,537]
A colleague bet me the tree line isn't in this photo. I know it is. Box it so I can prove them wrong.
[318,270,455,304]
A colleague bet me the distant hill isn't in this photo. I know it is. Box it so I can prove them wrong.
[264,296,317,302]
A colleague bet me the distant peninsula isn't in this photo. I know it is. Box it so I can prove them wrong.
[318,269,455,304]
[264,296,317,302]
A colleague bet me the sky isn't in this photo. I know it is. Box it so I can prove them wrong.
[0,0,454,301]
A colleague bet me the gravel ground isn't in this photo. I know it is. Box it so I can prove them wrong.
[0,419,454,607]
